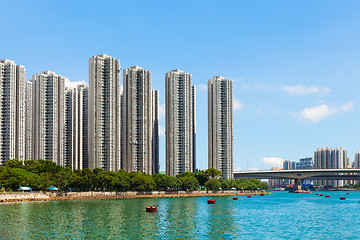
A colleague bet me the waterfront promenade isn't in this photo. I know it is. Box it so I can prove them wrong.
[0,190,269,203]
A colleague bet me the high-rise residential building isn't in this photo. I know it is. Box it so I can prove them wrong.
[355,151,360,169]
[64,87,75,168]
[89,54,121,171]
[64,84,89,170]
[297,157,314,170]
[314,147,348,187]
[283,160,297,170]
[165,69,196,176]
[0,59,26,164]
[208,76,233,179]
[152,90,159,174]
[25,81,33,160]
[32,71,65,166]
[123,66,158,174]
[76,84,89,169]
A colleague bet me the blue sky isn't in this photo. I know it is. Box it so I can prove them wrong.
[2,0,360,171]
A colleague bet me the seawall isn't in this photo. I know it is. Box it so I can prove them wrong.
[0,190,271,203]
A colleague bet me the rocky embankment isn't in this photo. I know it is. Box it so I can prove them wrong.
[0,190,271,203]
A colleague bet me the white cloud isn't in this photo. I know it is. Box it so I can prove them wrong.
[65,79,87,88]
[158,104,165,119]
[282,84,331,96]
[233,98,244,110]
[291,101,354,123]
[198,84,207,90]
[262,157,284,167]
[234,167,242,172]
[341,101,354,111]
[159,126,165,136]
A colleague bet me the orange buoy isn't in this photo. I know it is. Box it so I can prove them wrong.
[260,194,265,196]
[247,196,251,198]
[233,197,238,200]
[340,197,346,200]
[325,195,330,198]
[146,206,157,212]
[319,194,323,196]
[208,199,216,204]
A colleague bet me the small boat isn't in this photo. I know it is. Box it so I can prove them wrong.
[233,197,238,200]
[340,197,346,200]
[208,199,216,204]
[146,206,157,212]
[247,196,251,198]
[325,195,330,198]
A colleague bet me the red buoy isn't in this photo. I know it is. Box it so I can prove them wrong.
[325,195,330,198]
[247,196,251,198]
[319,194,323,196]
[260,194,265,196]
[340,197,346,200]
[146,206,157,212]
[346,193,349,195]
[315,193,319,195]
[233,197,238,200]
[208,199,216,204]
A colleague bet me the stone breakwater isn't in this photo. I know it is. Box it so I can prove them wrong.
[0,190,271,203]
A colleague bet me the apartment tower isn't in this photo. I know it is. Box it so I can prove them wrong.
[0,59,26,163]
[89,54,121,171]
[32,71,65,166]
[25,81,33,160]
[208,76,233,179]
[165,69,196,176]
[64,84,89,170]
[123,66,158,174]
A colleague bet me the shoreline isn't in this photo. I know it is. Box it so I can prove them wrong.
[0,190,271,203]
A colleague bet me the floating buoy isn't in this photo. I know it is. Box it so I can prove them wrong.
[146,206,157,212]
[233,197,238,200]
[247,196,251,198]
[340,197,346,200]
[325,195,330,198]
[315,193,319,195]
[260,194,265,196]
[208,199,216,204]
[319,194,323,196]
[346,193,349,195]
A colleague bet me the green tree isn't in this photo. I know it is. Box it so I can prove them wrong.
[178,175,199,190]
[205,179,221,190]
[195,170,209,186]
[131,172,156,191]
[205,168,222,179]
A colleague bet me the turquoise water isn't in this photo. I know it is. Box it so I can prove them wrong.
[0,191,359,239]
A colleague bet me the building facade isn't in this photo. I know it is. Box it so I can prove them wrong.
[0,59,26,163]
[314,147,348,187]
[165,69,196,176]
[208,76,233,179]
[64,84,89,170]
[89,54,121,171]
[32,71,65,166]
[25,81,33,160]
[123,66,158,174]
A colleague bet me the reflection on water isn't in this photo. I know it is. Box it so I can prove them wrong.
[0,192,359,239]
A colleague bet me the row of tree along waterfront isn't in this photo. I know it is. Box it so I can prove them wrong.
[0,160,267,192]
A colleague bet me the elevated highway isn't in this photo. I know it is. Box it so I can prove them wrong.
[234,169,360,190]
